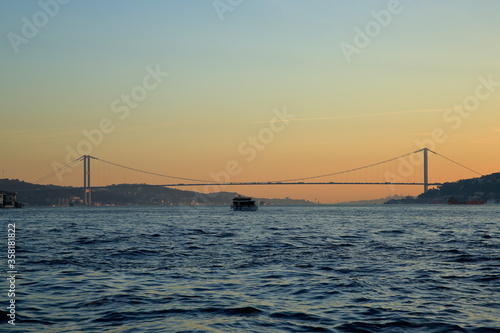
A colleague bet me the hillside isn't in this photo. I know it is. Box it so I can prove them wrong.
[0,179,313,206]
[336,195,410,205]
[385,172,500,204]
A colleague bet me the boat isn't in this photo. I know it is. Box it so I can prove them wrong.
[447,197,484,205]
[231,195,258,211]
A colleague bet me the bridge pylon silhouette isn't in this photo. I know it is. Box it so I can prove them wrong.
[82,155,92,206]
[423,147,429,193]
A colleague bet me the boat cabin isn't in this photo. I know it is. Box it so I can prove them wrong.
[231,195,258,211]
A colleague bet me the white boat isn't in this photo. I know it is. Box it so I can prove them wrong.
[231,195,258,211]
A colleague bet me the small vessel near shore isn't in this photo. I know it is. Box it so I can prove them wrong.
[231,195,258,211]
[447,197,484,205]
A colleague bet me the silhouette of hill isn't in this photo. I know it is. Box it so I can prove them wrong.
[336,195,409,205]
[385,172,500,204]
[0,179,313,206]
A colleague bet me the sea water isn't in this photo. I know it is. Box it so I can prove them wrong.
[1,205,499,332]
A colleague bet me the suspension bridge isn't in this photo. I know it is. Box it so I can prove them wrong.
[32,148,483,206]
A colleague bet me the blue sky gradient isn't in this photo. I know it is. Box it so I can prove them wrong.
[1,0,500,202]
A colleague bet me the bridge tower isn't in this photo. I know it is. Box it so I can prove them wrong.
[423,148,429,193]
[83,155,92,205]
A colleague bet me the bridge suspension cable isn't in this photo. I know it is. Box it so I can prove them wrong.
[92,157,218,183]
[275,149,426,183]
[32,149,483,189]
[34,157,83,184]
[431,151,483,176]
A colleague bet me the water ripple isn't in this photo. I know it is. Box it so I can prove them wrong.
[3,205,499,332]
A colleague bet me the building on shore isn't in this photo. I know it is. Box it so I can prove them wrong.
[0,191,21,208]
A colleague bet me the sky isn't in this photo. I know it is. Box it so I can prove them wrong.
[1,0,500,203]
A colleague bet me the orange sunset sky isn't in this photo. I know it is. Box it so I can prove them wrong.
[1,1,500,203]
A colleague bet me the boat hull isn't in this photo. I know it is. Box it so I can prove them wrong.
[231,205,258,211]
[448,201,484,205]
[447,197,484,205]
